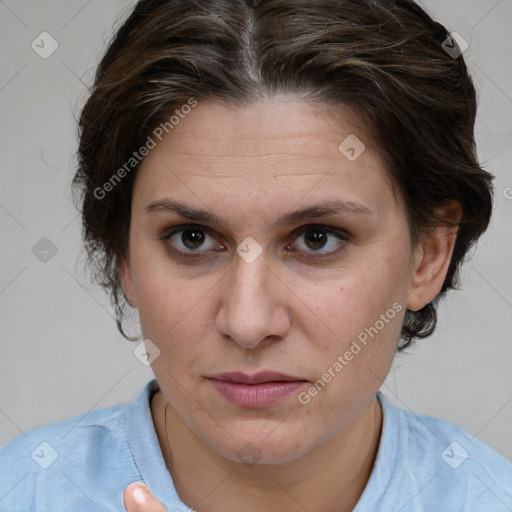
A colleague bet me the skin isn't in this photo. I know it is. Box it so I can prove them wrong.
[120,97,460,512]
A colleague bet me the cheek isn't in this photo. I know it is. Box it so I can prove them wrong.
[293,283,402,445]
[293,248,408,407]
[138,280,204,342]
[132,251,184,338]
[132,253,220,362]
[303,284,402,388]
[304,257,407,349]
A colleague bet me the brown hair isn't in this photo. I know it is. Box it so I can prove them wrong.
[72,0,493,350]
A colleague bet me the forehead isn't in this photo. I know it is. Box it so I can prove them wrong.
[134,97,397,217]
[144,97,375,164]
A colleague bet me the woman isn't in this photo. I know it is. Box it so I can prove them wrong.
[1,0,511,510]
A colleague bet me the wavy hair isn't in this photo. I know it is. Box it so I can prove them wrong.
[72,0,493,350]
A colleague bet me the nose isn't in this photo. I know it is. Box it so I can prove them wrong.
[215,253,291,349]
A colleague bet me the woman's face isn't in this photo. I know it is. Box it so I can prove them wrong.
[122,97,422,464]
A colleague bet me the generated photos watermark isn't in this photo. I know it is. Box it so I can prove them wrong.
[94,98,198,200]
[298,302,403,405]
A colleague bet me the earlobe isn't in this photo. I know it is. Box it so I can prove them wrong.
[406,203,461,312]
[119,259,137,308]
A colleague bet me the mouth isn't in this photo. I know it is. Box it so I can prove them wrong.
[206,371,309,408]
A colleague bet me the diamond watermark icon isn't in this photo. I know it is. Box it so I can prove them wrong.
[31,32,59,59]
[133,338,161,366]
[441,441,469,469]
[338,134,366,161]
[442,32,468,59]
[31,441,59,469]
[236,442,262,467]
[236,236,263,264]
[32,237,58,263]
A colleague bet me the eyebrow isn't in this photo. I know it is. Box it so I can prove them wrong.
[144,198,373,227]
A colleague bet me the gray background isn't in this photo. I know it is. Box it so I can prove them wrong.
[1,0,511,460]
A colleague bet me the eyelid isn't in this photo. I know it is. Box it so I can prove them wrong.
[290,223,349,240]
[159,223,217,242]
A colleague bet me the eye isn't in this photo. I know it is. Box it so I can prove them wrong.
[160,224,223,258]
[286,225,348,257]
[160,223,348,261]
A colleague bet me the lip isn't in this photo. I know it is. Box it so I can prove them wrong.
[208,371,305,384]
[206,371,308,408]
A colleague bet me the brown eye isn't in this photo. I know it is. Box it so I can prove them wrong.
[287,225,348,257]
[303,230,329,250]
[160,224,223,259]
[180,227,206,249]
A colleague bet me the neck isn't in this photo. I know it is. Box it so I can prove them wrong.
[151,391,382,512]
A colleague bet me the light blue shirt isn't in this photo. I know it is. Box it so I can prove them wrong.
[1,379,511,511]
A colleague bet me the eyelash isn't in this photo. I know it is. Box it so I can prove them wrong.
[159,223,349,261]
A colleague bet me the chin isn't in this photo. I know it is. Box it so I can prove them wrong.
[208,425,314,466]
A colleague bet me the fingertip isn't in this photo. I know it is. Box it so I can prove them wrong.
[124,481,167,511]
[133,486,147,504]
[124,481,146,508]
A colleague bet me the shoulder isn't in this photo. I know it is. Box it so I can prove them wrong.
[375,393,512,511]
[0,403,125,470]
[0,401,138,510]
[401,402,512,480]
[1,401,127,454]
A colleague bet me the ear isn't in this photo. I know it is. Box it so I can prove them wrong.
[406,201,462,311]
[119,257,137,308]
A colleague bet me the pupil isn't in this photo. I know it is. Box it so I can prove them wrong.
[305,231,327,250]
[182,228,205,249]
